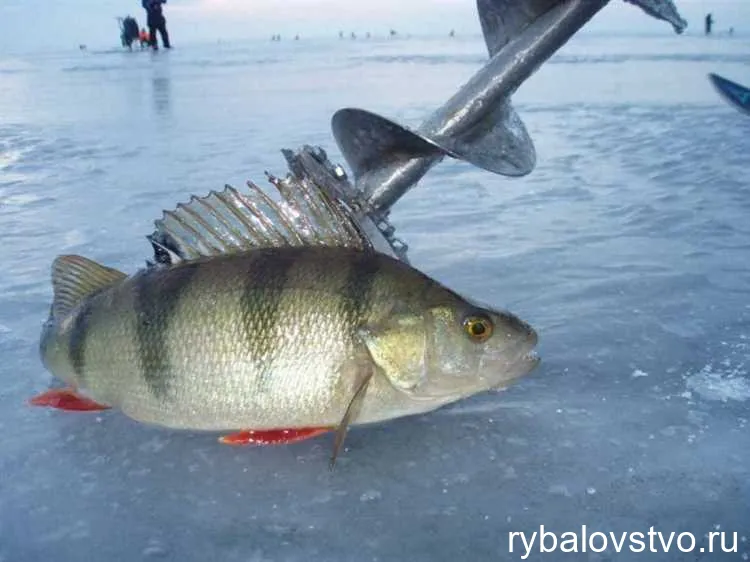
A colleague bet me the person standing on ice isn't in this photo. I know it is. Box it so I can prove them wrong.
[142,0,171,50]
[139,28,150,48]
[704,13,714,35]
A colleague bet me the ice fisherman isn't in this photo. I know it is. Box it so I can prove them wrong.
[120,16,140,49]
[142,0,171,50]
[704,13,713,35]
[139,28,150,48]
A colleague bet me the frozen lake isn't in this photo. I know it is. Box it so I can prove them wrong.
[1,27,749,562]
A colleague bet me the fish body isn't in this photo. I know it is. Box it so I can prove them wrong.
[41,246,538,431]
[34,176,539,459]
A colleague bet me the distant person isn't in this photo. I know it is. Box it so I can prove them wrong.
[142,0,171,50]
[704,13,713,35]
[139,28,150,48]
[728,27,734,36]
[120,16,140,50]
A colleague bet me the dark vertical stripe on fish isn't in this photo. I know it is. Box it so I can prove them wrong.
[340,252,379,328]
[134,264,198,399]
[241,250,296,385]
[68,300,94,382]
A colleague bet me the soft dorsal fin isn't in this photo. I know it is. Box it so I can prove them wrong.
[51,255,127,318]
[147,174,373,266]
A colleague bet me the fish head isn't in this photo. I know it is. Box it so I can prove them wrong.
[418,296,539,399]
[363,289,539,402]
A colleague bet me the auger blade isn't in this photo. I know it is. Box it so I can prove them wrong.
[623,0,687,34]
[331,108,452,183]
[477,0,559,57]
[429,99,536,177]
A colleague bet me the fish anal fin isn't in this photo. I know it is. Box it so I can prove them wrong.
[51,255,127,318]
[28,388,111,412]
[219,428,330,446]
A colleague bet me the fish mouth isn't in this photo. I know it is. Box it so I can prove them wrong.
[487,330,540,389]
[510,322,539,366]
[521,349,541,371]
[520,328,541,371]
[514,345,541,375]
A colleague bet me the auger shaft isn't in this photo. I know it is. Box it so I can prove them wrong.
[330,0,686,218]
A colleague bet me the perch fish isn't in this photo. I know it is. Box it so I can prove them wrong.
[30,174,539,466]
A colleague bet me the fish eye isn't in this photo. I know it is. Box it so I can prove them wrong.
[463,315,494,343]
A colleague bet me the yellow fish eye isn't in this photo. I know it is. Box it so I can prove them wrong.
[463,315,494,342]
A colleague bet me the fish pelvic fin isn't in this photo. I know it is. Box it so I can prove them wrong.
[50,255,127,319]
[329,355,376,471]
[147,172,374,266]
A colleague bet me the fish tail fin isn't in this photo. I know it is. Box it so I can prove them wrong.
[50,255,127,319]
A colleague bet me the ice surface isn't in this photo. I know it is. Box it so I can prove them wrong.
[1,31,749,562]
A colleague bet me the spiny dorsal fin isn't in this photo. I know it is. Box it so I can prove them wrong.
[148,173,373,265]
[51,255,127,318]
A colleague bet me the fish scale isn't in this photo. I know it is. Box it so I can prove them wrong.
[134,263,199,399]
[64,249,403,428]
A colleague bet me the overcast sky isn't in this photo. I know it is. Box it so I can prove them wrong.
[0,0,747,54]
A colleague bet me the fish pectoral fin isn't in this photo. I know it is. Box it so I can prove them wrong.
[329,360,375,471]
[51,255,127,319]
[218,428,331,446]
[28,388,111,412]
[358,313,427,394]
